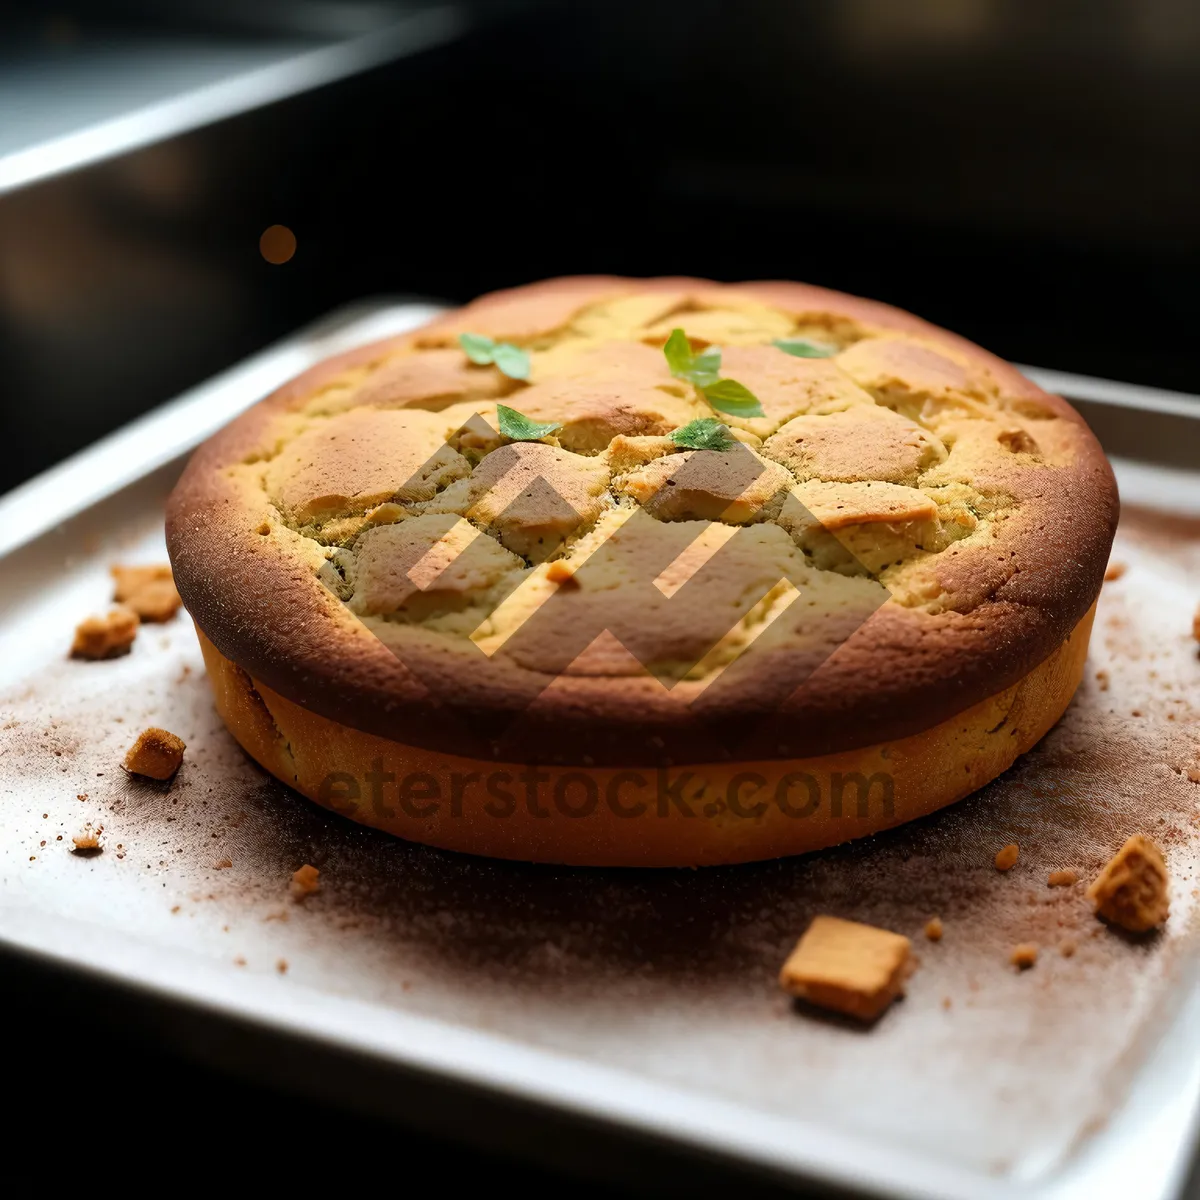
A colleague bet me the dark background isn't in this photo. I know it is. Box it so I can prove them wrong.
[2,0,1199,492]
[2,1,1199,1192]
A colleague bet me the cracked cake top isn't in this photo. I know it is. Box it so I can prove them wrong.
[167,277,1118,766]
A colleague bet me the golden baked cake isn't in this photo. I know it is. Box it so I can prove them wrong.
[167,277,1118,866]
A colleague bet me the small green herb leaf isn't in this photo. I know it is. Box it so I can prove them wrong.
[496,404,560,442]
[460,332,531,380]
[692,345,722,379]
[662,326,761,415]
[669,418,737,452]
[459,332,496,364]
[663,328,696,378]
[491,342,531,381]
[701,379,765,418]
[662,328,721,387]
[773,337,836,359]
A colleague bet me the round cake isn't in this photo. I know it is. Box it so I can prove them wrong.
[167,277,1118,866]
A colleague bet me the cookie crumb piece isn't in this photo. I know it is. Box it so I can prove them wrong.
[545,560,579,587]
[213,857,233,870]
[942,996,952,1010]
[290,864,320,900]
[1048,869,1078,887]
[123,727,186,780]
[1087,834,1170,932]
[71,825,102,855]
[779,915,913,1022]
[924,916,944,942]
[1193,604,1200,643]
[1103,561,1127,582]
[1059,939,1078,958]
[276,959,288,975]
[1010,943,1038,969]
[71,608,139,659]
[994,843,1020,872]
[111,564,182,622]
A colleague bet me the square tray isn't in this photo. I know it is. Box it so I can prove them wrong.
[2,301,1199,1200]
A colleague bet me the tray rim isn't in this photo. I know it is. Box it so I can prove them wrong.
[2,299,1199,1200]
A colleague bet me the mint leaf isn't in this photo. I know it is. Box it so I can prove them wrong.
[491,342,531,381]
[692,345,722,378]
[663,328,696,378]
[496,404,560,442]
[460,333,530,380]
[669,418,737,452]
[663,329,723,387]
[702,379,764,418]
[460,332,496,364]
[661,326,761,416]
[774,337,836,359]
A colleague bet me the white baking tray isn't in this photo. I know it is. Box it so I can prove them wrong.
[2,301,1199,1200]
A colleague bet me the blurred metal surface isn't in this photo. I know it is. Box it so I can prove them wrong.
[0,10,465,192]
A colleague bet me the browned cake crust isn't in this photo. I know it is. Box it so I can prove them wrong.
[195,608,1093,866]
[167,277,1117,776]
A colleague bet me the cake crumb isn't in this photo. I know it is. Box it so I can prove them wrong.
[213,857,233,870]
[71,825,102,855]
[1103,561,1127,582]
[1095,670,1110,692]
[276,959,289,975]
[1187,768,1200,784]
[234,956,246,967]
[1048,869,1078,887]
[1010,943,1038,969]
[924,916,944,942]
[111,564,182,623]
[71,608,139,659]
[942,996,952,1010]
[290,864,320,900]
[123,727,186,780]
[1193,604,1200,642]
[994,844,1020,872]
[1087,834,1170,932]
[778,915,913,1022]
[545,560,580,588]
[1060,939,1078,958]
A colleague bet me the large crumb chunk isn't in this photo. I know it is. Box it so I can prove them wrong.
[778,915,913,1022]
[994,843,1019,871]
[111,564,182,622]
[71,608,139,659]
[123,727,186,780]
[290,864,320,900]
[1087,834,1170,933]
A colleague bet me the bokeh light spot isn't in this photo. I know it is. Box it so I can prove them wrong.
[260,225,297,265]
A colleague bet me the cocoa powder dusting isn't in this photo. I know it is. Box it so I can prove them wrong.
[0,503,1198,1180]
